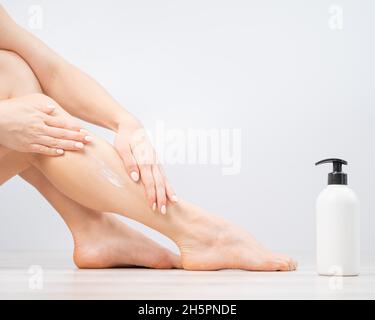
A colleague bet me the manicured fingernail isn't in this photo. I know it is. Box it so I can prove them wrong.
[130,171,139,182]
[161,205,167,215]
[152,203,157,211]
[47,104,56,110]
[171,195,179,202]
[84,136,93,142]
[56,149,64,155]
[75,142,84,149]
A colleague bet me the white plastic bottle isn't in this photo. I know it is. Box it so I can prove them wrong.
[315,158,360,276]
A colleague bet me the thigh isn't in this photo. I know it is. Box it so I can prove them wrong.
[0,50,42,97]
[0,50,81,187]
[0,50,43,185]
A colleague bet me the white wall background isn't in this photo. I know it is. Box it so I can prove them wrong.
[0,0,374,259]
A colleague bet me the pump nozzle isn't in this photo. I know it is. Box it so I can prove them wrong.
[315,158,348,185]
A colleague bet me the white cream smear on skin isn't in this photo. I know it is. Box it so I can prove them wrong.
[87,152,125,188]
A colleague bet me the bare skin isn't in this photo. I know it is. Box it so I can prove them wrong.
[20,167,181,269]
[26,139,297,271]
[0,5,177,214]
[0,50,90,156]
[0,51,297,272]
[0,51,180,269]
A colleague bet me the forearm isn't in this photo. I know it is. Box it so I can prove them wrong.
[45,62,135,131]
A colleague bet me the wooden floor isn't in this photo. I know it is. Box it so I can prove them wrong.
[0,252,374,300]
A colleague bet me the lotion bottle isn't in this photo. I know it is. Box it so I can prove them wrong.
[315,158,360,276]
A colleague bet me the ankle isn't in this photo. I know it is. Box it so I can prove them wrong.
[71,212,109,242]
[168,201,229,247]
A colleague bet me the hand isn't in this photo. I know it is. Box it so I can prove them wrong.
[114,119,178,214]
[0,93,92,156]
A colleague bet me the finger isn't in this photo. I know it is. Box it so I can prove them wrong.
[159,165,178,202]
[35,103,56,115]
[37,136,85,151]
[165,179,178,203]
[29,144,65,156]
[118,146,140,182]
[44,126,92,144]
[131,140,157,167]
[43,115,81,131]
[140,165,156,211]
[152,165,167,215]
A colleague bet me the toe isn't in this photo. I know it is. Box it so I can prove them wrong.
[275,259,291,271]
[285,257,295,271]
[285,257,298,271]
[274,253,297,271]
[259,260,289,271]
[254,256,290,272]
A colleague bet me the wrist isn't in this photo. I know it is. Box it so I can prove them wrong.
[112,111,142,132]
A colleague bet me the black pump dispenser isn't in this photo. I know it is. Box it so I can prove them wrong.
[315,158,348,185]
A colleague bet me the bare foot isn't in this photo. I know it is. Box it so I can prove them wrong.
[174,204,297,271]
[72,213,181,269]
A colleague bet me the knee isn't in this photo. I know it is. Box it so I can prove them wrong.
[0,50,42,96]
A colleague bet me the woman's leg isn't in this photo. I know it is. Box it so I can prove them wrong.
[1,49,296,271]
[0,151,179,269]
[28,135,297,271]
[19,167,180,269]
[0,49,180,269]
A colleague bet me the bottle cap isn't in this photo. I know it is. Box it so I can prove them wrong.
[315,158,348,185]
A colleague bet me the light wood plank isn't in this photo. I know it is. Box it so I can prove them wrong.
[1,252,374,300]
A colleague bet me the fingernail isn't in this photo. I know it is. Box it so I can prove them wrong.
[84,136,93,142]
[56,149,64,155]
[75,142,84,149]
[171,195,179,202]
[152,203,157,211]
[80,129,89,133]
[130,171,139,182]
[161,205,167,215]
[47,104,56,110]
